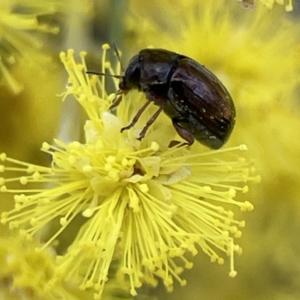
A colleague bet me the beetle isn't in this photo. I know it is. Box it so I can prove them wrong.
[90,48,236,149]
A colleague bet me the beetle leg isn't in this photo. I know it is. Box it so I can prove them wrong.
[109,90,128,110]
[137,105,165,140]
[121,100,152,132]
[172,118,194,145]
[109,94,122,110]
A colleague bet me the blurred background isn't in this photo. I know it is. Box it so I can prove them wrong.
[0,0,300,299]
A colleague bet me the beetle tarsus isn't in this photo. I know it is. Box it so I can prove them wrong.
[168,140,190,148]
[109,94,123,110]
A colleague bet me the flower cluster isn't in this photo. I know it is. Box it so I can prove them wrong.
[0,2,60,93]
[259,0,293,11]
[0,236,79,300]
[240,0,294,11]
[0,45,259,299]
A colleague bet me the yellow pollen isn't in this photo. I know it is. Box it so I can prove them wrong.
[32,171,42,180]
[1,185,7,192]
[60,217,68,226]
[0,153,7,161]
[229,270,237,278]
[239,144,248,151]
[150,142,159,151]
[80,51,87,57]
[42,142,51,151]
[102,43,110,50]
[20,177,28,185]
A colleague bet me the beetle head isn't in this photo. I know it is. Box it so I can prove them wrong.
[119,54,140,91]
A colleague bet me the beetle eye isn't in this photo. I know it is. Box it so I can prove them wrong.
[119,81,126,90]
[130,68,140,83]
[128,67,141,87]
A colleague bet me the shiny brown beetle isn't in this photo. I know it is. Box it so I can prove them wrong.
[90,48,236,149]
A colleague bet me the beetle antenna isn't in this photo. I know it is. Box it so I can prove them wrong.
[112,42,125,72]
[86,71,124,79]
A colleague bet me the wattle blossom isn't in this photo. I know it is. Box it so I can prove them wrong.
[0,45,259,299]
[0,2,60,94]
[259,0,293,11]
[0,236,80,300]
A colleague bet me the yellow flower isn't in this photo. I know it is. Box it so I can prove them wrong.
[0,2,59,94]
[239,0,294,10]
[0,235,80,300]
[259,0,293,11]
[0,46,259,299]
